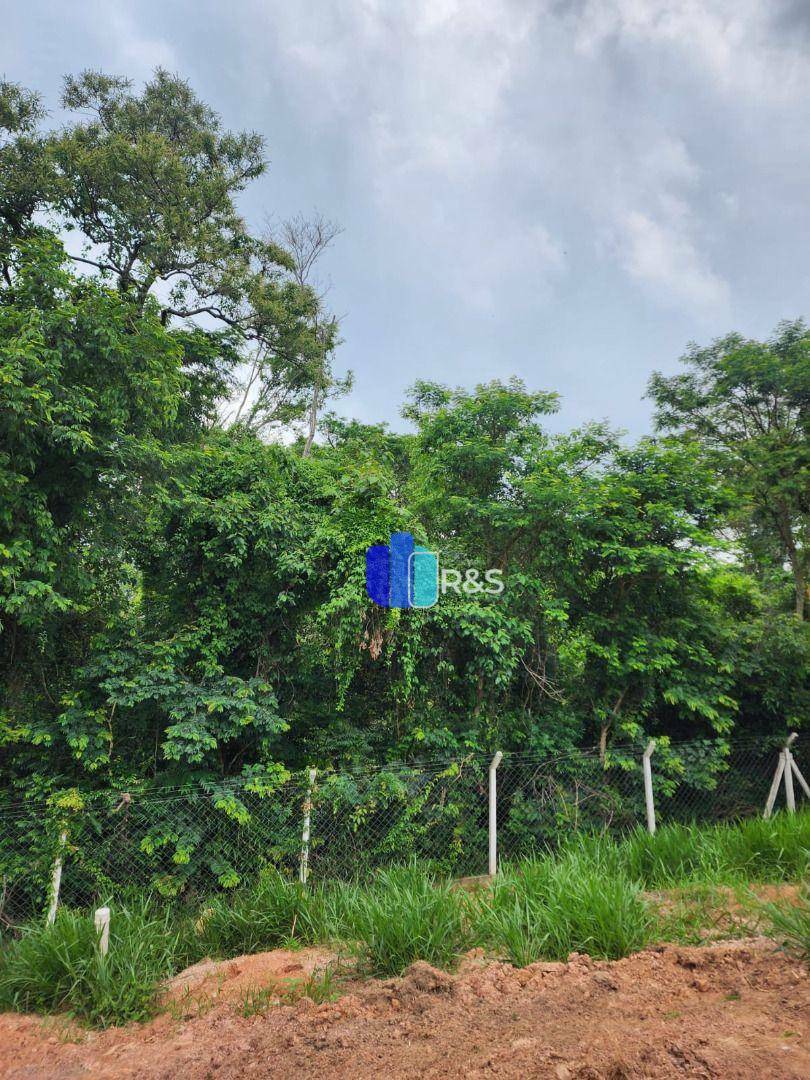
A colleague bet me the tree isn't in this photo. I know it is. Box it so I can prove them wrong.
[227,212,349,444]
[649,321,810,618]
[284,213,352,455]
[0,232,185,786]
[1,70,334,438]
[0,81,52,266]
[3,69,806,857]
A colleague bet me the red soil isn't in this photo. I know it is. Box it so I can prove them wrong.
[0,937,807,1079]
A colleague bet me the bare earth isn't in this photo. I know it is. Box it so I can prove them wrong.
[0,937,807,1079]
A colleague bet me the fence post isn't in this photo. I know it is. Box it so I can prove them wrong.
[299,767,317,885]
[642,740,656,835]
[94,906,110,956]
[488,751,503,876]
[790,753,810,800]
[783,733,797,814]
[46,830,67,925]
[763,751,786,819]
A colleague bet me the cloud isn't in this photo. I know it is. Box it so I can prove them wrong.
[258,2,761,319]
[594,135,730,314]
[60,2,179,80]
[3,0,809,433]
[614,208,729,311]
[574,0,810,103]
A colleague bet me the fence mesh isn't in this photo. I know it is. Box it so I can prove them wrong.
[1,735,807,927]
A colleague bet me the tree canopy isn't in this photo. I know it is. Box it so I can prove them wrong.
[0,70,807,816]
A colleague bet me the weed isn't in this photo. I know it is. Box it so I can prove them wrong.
[188,870,323,961]
[619,811,810,888]
[286,963,340,1004]
[238,983,277,1017]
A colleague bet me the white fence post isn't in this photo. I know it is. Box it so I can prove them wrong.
[763,733,803,818]
[46,830,67,925]
[488,751,503,876]
[94,906,110,956]
[784,734,797,814]
[790,755,810,800]
[642,740,656,835]
[299,767,317,885]
[763,752,786,819]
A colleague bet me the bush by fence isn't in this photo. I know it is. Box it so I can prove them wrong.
[1,734,807,927]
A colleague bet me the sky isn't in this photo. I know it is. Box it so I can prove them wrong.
[3,1,809,436]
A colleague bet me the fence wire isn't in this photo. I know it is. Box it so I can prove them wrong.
[0,736,806,927]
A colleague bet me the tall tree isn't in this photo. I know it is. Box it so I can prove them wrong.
[649,321,810,618]
[0,233,185,783]
[0,70,334,437]
[248,212,351,452]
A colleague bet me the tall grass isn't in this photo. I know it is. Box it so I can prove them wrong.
[188,869,328,961]
[475,845,654,965]
[342,863,470,976]
[761,888,810,960]
[619,810,810,888]
[0,897,181,1027]
[1,811,807,1027]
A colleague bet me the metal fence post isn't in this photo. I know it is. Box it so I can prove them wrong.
[46,830,67,925]
[642,740,656,835]
[488,751,503,876]
[299,767,317,884]
[94,906,110,956]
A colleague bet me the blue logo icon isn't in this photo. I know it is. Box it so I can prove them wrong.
[365,532,439,608]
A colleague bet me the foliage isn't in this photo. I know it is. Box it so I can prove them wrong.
[0,68,807,878]
[0,897,181,1027]
[649,321,810,618]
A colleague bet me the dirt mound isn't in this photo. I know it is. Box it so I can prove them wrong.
[163,946,336,1013]
[0,938,807,1078]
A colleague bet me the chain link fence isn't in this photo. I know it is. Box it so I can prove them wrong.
[1,735,807,928]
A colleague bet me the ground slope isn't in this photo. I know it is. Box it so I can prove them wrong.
[0,938,807,1079]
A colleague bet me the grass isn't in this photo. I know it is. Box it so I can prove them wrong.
[475,845,655,965]
[1,809,807,1028]
[237,964,340,1016]
[760,887,810,959]
[187,869,329,960]
[341,863,470,976]
[618,812,810,887]
[0,896,182,1027]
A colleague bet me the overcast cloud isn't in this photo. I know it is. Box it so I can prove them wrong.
[3,1,809,434]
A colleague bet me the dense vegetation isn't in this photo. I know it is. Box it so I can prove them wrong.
[1,812,808,1026]
[0,70,807,831]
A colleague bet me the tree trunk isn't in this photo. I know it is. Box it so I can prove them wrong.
[302,392,319,458]
[599,724,609,767]
[780,512,806,619]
